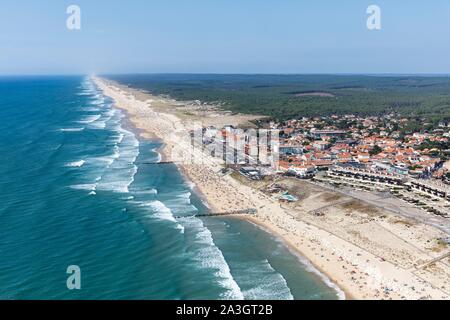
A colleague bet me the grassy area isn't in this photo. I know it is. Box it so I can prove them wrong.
[107,74,450,123]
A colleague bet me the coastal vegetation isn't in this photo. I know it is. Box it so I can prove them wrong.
[108,74,450,123]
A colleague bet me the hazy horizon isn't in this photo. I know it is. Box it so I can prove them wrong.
[2,73,450,77]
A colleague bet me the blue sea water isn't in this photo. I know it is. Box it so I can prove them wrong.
[0,76,342,300]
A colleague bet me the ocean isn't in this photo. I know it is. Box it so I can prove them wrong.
[0,76,342,300]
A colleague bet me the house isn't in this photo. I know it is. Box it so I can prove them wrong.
[313,141,329,151]
[356,152,370,163]
[337,152,352,163]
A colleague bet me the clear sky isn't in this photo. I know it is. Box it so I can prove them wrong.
[1,0,450,75]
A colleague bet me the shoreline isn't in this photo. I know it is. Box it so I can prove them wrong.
[237,215,348,299]
[93,76,450,300]
[143,140,347,298]
[157,138,348,299]
[161,143,347,298]
[98,78,347,299]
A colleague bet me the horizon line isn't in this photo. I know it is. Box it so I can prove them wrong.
[2,72,450,77]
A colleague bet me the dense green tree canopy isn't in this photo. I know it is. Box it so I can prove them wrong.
[108,74,450,123]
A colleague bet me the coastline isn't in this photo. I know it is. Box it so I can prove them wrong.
[95,77,347,299]
[93,76,450,300]
[240,215,349,299]
[127,121,348,299]
[157,136,348,298]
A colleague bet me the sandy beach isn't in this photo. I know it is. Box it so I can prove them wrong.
[93,76,450,300]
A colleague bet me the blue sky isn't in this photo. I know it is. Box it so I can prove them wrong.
[1,0,450,74]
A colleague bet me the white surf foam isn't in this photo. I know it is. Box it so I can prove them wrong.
[96,158,138,193]
[85,114,140,194]
[96,160,137,193]
[164,192,198,215]
[82,107,101,112]
[141,200,178,223]
[186,181,196,190]
[90,97,105,105]
[77,114,101,124]
[151,148,163,163]
[65,160,85,168]
[89,120,106,129]
[250,221,346,300]
[139,200,185,233]
[60,127,85,132]
[70,184,97,191]
[110,133,125,144]
[200,199,211,209]
[293,251,346,300]
[182,216,244,300]
[91,156,115,167]
[134,189,158,195]
[103,108,116,118]
[96,181,130,193]
[241,259,294,300]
